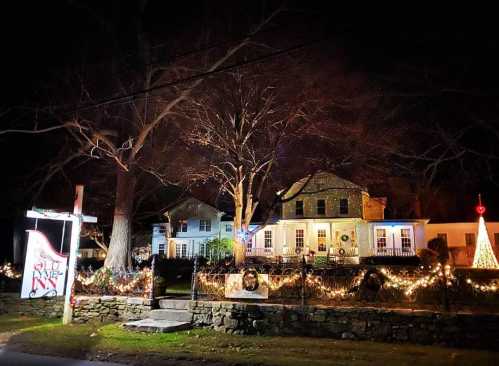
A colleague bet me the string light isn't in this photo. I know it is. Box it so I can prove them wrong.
[465,278,499,293]
[0,263,21,279]
[76,268,152,298]
[197,264,499,299]
[472,216,499,269]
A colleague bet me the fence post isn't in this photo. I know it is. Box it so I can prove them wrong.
[301,255,306,309]
[149,254,156,301]
[442,264,450,312]
[191,255,199,301]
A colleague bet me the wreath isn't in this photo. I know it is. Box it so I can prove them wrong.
[338,248,346,256]
[242,269,259,291]
[340,234,350,242]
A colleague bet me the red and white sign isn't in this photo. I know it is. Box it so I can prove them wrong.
[21,230,68,299]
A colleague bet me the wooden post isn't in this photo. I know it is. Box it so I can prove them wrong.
[149,254,156,301]
[63,185,84,325]
[301,255,306,309]
[191,255,199,301]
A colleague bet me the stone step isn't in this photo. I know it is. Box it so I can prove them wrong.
[158,299,190,310]
[124,319,192,333]
[150,309,193,322]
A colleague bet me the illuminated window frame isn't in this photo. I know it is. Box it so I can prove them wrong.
[317,229,326,252]
[296,229,304,249]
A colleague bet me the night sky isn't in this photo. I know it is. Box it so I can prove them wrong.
[1,2,499,261]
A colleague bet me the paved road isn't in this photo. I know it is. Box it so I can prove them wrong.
[0,348,125,366]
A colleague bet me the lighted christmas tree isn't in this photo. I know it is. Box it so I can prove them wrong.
[472,195,499,269]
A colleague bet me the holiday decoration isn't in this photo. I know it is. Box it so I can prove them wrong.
[0,263,22,279]
[472,195,499,269]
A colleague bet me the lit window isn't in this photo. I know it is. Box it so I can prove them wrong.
[401,229,412,252]
[317,229,326,251]
[178,221,187,232]
[339,199,349,215]
[317,199,325,215]
[246,237,253,252]
[296,229,304,249]
[264,230,272,250]
[158,244,165,255]
[199,219,211,232]
[376,228,387,252]
[225,224,232,232]
[295,201,304,216]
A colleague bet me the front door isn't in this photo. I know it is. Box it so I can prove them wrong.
[333,226,357,257]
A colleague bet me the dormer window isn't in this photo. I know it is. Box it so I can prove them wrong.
[199,219,211,232]
[295,200,304,216]
[317,199,326,215]
[339,199,349,215]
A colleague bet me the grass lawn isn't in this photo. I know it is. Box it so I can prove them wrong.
[0,314,497,366]
[165,280,191,294]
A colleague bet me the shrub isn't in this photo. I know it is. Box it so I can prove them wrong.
[427,237,450,264]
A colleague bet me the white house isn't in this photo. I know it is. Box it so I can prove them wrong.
[154,172,428,264]
[245,173,427,264]
[151,197,233,258]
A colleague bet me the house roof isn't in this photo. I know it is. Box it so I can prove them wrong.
[163,197,224,219]
[282,171,367,199]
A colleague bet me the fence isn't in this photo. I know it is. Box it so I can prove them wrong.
[195,263,499,312]
[75,266,152,297]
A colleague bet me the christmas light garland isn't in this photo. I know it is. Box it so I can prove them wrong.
[465,278,499,293]
[0,263,22,279]
[76,267,152,298]
[196,264,499,299]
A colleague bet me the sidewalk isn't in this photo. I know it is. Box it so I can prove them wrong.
[0,347,125,366]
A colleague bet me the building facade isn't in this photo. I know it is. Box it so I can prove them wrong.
[154,172,428,264]
[151,197,233,258]
[246,173,426,263]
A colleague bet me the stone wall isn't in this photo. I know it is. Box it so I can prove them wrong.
[190,301,499,349]
[0,292,64,318]
[0,293,152,322]
[73,296,152,323]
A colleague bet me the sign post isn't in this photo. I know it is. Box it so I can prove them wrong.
[24,185,97,325]
[63,185,84,325]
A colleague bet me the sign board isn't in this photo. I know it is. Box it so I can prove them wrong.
[224,269,269,299]
[21,230,68,299]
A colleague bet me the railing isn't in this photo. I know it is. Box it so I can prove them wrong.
[329,247,359,257]
[371,248,416,257]
[246,247,274,257]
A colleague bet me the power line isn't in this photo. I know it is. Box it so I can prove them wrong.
[70,37,326,113]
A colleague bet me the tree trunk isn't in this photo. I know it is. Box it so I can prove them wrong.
[233,181,246,265]
[104,168,136,269]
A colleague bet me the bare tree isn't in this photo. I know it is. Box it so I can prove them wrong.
[1,4,283,269]
[186,69,314,264]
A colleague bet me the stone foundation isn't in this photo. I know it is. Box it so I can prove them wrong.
[73,296,152,323]
[0,293,152,322]
[0,292,64,318]
[190,300,499,349]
